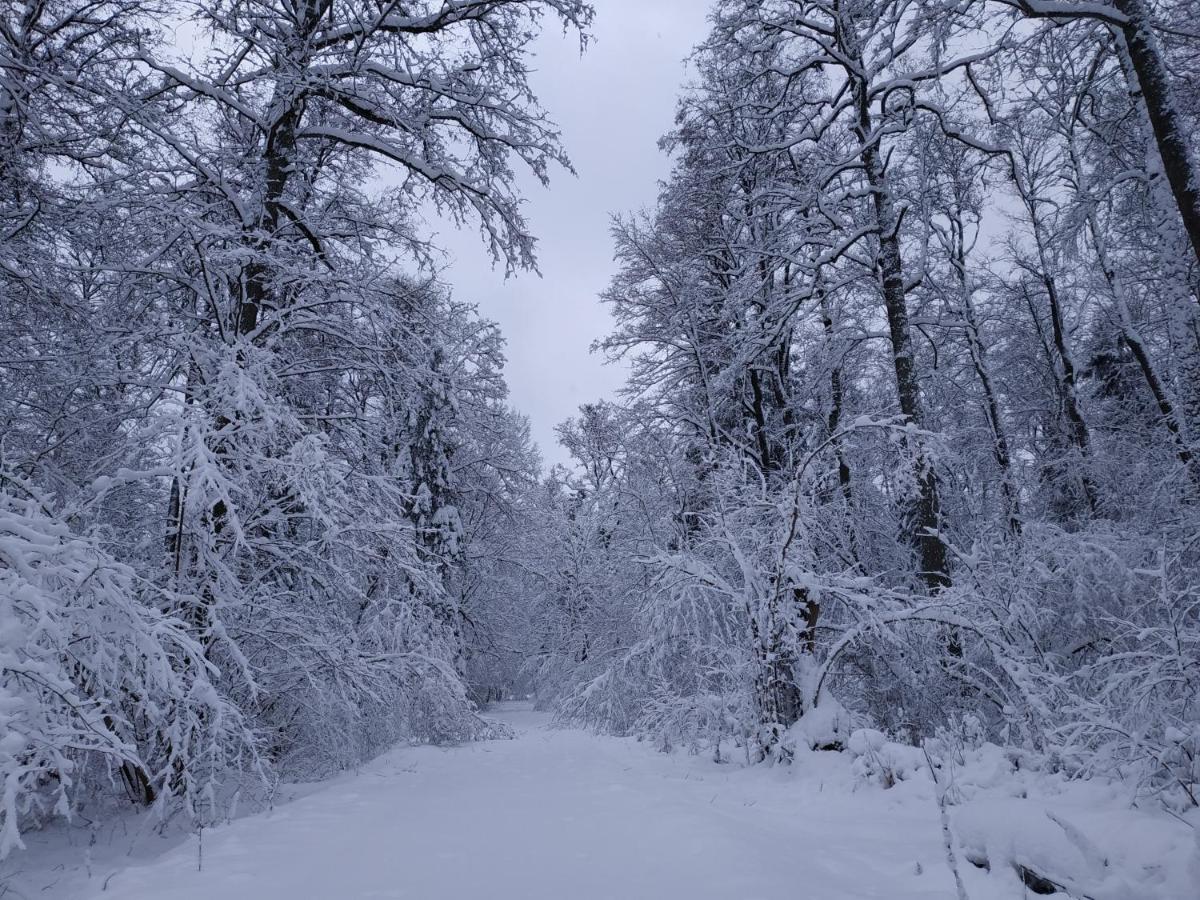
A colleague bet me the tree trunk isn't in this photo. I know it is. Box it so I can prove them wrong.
[819,290,862,571]
[1111,0,1200,273]
[1113,35,1200,433]
[1069,139,1199,484]
[852,72,950,591]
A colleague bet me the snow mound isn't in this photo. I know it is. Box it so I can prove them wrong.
[825,725,1198,898]
[954,798,1195,900]
[847,728,927,787]
[785,698,856,751]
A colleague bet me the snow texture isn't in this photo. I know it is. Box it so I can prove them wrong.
[3,703,1192,900]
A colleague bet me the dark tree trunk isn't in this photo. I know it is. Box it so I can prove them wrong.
[1112,0,1200,273]
[1076,173,1200,484]
[852,72,950,591]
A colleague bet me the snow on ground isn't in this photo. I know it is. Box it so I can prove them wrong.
[2,702,1195,900]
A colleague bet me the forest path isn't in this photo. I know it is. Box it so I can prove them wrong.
[89,702,954,899]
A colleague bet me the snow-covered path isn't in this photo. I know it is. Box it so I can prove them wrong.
[88,703,955,900]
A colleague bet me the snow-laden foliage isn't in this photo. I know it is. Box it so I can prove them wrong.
[4,0,1200,869]
[1,0,586,858]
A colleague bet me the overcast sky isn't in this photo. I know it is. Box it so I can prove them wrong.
[432,2,711,467]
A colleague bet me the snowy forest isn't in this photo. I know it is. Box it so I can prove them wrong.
[2,0,1200,897]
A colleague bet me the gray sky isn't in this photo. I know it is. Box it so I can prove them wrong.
[432,1,711,467]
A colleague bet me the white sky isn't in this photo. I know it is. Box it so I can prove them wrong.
[432,1,711,467]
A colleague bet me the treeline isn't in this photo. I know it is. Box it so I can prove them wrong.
[0,0,588,855]
[498,0,1200,806]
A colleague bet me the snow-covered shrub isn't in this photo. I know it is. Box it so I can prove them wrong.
[846,729,928,788]
[913,527,1200,807]
[1046,548,1200,807]
[0,487,256,857]
[635,687,750,759]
